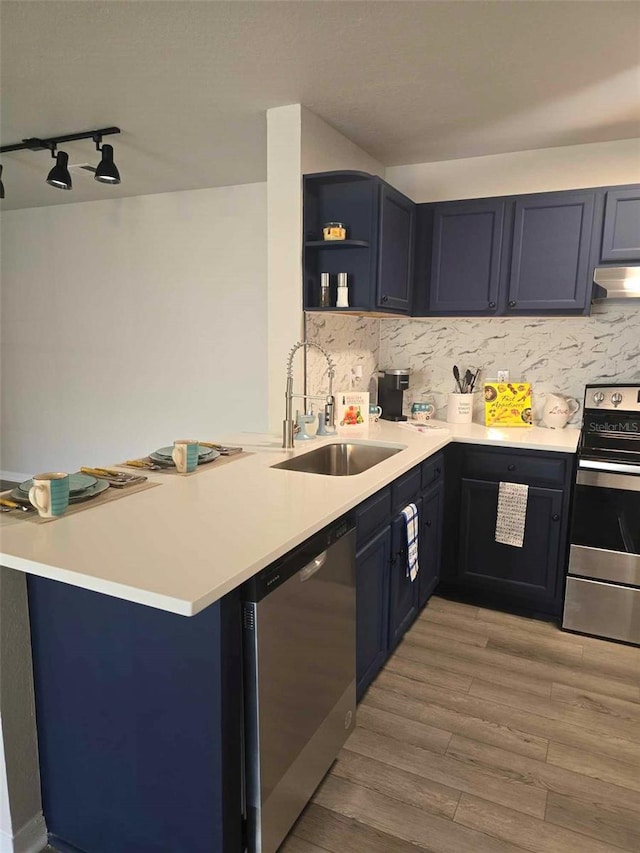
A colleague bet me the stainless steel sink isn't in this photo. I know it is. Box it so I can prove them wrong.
[272,442,403,476]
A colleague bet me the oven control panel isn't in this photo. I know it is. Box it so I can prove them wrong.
[585,385,640,412]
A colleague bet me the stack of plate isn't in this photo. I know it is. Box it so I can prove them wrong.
[148,445,220,467]
[9,473,110,506]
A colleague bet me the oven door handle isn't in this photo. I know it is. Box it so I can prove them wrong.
[578,458,640,475]
[576,468,640,492]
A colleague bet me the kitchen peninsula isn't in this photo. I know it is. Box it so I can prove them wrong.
[1,422,579,853]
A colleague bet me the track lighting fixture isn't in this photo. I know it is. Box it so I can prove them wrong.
[0,127,121,199]
[46,148,72,190]
[93,136,120,185]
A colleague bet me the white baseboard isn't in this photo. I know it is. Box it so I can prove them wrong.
[0,813,47,853]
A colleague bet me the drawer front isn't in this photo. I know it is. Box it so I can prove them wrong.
[392,466,422,513]
[563,576,640,645]
[356,487,392,547]
[463,448,566,487]
[421,453,444,490]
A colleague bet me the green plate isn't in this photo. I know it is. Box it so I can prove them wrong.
[154,445,215,460]
[18,472,97,495]
[11,478,109,506]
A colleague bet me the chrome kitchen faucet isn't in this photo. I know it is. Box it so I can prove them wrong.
[283,341,336,448]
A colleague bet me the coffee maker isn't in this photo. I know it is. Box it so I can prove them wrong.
[378,369,410,421]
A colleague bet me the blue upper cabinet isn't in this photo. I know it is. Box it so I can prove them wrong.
[377,182,414,312]
[600,187,640,263]
[414,187,609,316]
[303,171,414,315]
[428,199,504,314]
[507,191,595,312]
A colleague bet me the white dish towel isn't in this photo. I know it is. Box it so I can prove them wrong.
[495,482,529,548]
[401,502,420,582]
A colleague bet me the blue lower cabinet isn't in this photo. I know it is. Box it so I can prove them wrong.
[418,483,444,609]
[388,504,421,651]
[27,577,243,853]
[356,526,391,700]
[458,478,565,615]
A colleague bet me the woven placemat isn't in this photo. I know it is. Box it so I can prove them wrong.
[0,478,161,526]
[119,450,253,476]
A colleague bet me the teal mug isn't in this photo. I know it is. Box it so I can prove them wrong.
[411,402,435,422]
[172,439,200,473]
[369,404,383,423]
[28,472,70,518]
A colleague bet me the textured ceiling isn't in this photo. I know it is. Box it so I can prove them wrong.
[1,0,639,209]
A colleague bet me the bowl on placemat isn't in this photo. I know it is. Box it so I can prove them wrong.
[149,445,220,467]
[10,473,109,506]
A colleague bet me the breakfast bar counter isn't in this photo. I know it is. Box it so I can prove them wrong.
[0,422,579,616]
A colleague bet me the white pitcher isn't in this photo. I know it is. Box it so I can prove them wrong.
[542,393,581,429]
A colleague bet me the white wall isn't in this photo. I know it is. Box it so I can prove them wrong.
[386,138,640,202]
[300,107,385,178]
[1,183,267,475]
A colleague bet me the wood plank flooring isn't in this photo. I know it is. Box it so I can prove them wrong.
[281,596,640,853]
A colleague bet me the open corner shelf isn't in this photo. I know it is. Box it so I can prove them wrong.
[304,240,370,249]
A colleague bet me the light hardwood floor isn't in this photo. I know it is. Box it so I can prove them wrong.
[281,596,640,853]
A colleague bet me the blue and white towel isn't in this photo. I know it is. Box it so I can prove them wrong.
[401,502,419,582]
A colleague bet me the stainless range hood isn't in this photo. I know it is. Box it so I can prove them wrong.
[593,266,640,300]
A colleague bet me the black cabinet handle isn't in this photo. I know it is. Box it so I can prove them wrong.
[552,513,560,522]
[489,301,496,308]
[507,464,516,472]
[426,520,432,527]
[435,467,441,477]
[381,295,388,303]
[508,300,517,308]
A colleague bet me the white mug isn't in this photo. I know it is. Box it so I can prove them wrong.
[447,393,473,424]
[28,472,70,518]
[172,440,200,473]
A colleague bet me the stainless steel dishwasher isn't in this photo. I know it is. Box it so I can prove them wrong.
[242,514,356,853]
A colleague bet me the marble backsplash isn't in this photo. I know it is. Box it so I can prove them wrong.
[305,313,380,402]
[306,303,640,425]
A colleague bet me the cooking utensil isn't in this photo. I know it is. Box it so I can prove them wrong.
[125,459,162,470]
[199,442,243,455]
[464,369,473,393]
[0,497,32,512]
[80,467,147,487]
[453,365,463,394]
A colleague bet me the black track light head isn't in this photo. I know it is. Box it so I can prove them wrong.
[0,164,4,200]
[46,150,72,190]
[94,143,120,185]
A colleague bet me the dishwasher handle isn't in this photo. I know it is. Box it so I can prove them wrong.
[300,550,328,582]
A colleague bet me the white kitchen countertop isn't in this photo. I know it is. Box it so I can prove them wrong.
[0,421,579,616]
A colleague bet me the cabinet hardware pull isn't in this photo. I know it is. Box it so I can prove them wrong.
[435,468,441,476]
[508,300,517,308]
[552,513,560,522]
[381,295,388,303]
[489,301,496,308]
[507,464,516,471]
[426,520,432,527]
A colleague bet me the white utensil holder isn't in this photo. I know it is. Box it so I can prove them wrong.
[447,393,473,424]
